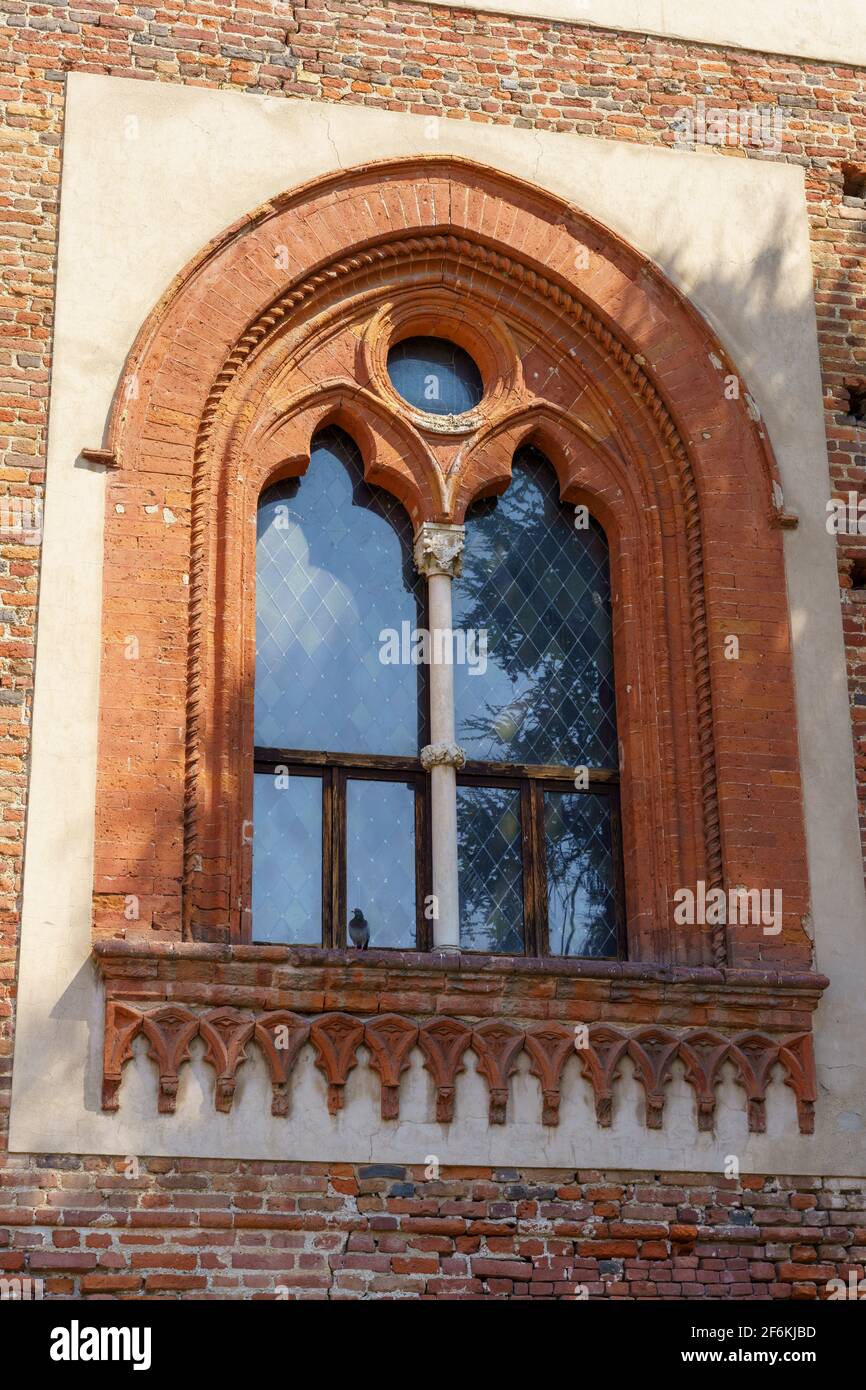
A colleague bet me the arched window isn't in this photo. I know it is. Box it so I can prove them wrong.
[252,427,430,948]
[251,425,622,957]
[452,446,623,957]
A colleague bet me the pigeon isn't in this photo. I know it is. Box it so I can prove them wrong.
[348,907,369,950]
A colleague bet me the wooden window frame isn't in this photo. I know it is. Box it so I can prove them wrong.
[253,748,432,951]
[457,761,627,960]
[253,748,625,959]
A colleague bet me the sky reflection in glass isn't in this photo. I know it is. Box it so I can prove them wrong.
[387,336,483,416]
[255,427,424,756]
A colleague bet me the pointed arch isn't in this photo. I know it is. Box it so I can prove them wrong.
[92,156,810,973]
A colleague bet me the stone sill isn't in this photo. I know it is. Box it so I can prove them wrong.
[93,939,828,1030]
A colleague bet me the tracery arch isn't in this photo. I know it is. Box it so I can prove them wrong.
[92,156,810,975]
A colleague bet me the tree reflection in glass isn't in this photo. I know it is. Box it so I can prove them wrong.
[454,446,619,956]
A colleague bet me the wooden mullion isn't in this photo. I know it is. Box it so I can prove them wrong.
[610,785,628,961]
[414,775,430,951]
[332,767,347,949]
[519,780,538,957]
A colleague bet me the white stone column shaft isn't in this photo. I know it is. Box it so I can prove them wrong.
[414,522,466,954]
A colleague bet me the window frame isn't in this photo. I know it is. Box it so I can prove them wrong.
[251,438,627,960]
[253,748,433,951]
[457,761,627,960]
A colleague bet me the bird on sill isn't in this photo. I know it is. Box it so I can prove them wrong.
[348,907,370,950]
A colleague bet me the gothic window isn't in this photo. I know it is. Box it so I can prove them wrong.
[453,445,624,957]
[252,426,430,948]
[252,422,623,958]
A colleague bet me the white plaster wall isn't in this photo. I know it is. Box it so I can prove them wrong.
[9,73,866,1174]
[435,0,866,68]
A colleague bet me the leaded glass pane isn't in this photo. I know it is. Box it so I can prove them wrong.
[545,790,618,958]
[251,772,321,944]
[255,427,425,755]
[453,445,617,767]
[347,779,416,949]
[387,336,483,416]
[457,784,524,953]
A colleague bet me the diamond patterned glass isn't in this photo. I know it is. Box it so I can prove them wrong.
[387,336,484,417]
[347,779,416,949]
[453,445,617,767]
[251,771,321,944]
[255,427,425,755]
[545,790,618,958]
[457,784,524,953]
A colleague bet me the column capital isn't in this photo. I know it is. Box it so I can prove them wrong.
[413,521,465,579]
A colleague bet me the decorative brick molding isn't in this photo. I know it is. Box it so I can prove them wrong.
[92,157,813,981]
[101,998,818,1135]
[96,940,824,1135]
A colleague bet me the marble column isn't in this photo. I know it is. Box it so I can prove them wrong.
[413,522,466,953]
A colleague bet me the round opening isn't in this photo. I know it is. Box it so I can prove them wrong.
[387,336,484,417]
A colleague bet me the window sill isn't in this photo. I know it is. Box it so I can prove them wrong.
[93,935,827,999]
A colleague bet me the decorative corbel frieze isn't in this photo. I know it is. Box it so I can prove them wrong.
[100,1003,818,1137]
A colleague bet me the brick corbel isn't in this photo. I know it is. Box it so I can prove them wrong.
[309,1013,365,1115]
[99,996,818,1136]
[253,1010,310,1117]
[470,1020,526,1125]
[417,1017,473,1122]
[364,1015,419,1120]
[198,1008,255,1114]
[524,1022,579,1127]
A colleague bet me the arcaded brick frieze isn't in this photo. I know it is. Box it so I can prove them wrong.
[95,944,824,1136]
[0,1161,863,1299]
[101,1000,819,1134]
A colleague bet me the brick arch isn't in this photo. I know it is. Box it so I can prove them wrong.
[93,157,810,974]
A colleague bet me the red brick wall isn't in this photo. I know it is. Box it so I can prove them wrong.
[0,1161,863,1299]
[2,1,866,1299]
